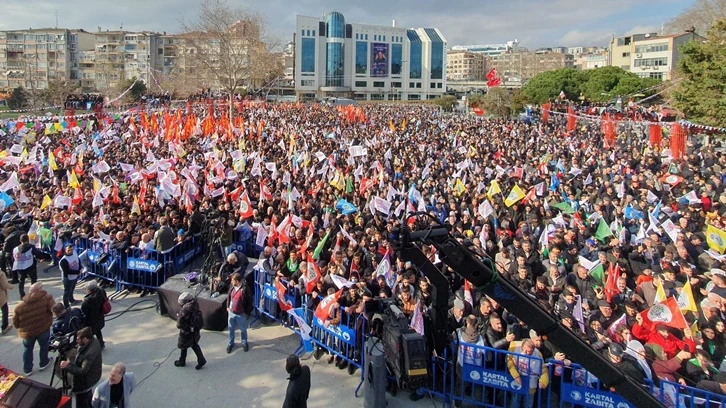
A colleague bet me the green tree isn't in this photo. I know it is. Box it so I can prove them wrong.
[432,95,457,111]
[7,87,28,110]
[511,89,530,113]
[116,77,147,102]
[520,68,587,103]
[671,20,726,128]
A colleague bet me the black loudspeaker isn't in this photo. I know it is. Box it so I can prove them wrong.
[0,377,62,408]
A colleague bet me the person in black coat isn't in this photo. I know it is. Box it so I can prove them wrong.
[174,292,206,370]
[81,281,106,349]
[282,354,311,408]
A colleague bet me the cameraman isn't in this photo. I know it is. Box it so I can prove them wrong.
[213,252,248,296]
[60,327,103,408]
[51,302,84,339]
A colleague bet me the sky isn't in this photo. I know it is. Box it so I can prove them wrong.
[0,0,694,49]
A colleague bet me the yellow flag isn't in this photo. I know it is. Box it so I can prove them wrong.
[691,320,700,339]
[654,281,667,304]
[504,185,526,207]
[400,119,407,132]
[68,170,80,189]
[389,120,396,132]
[131,195,141,215]
[0,150,7,159]
[41,195,52,210]
[335,171,345,191]
[677,280,698,313]
[20,148,28,163]
[706,225,726,254]
[453,178,466,196]
[488,180,501,197]
[48,152,58,171]
[92,177,100,193]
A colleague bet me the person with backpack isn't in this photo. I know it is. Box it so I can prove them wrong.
[175,292,206,369]
[226,273,253,353]
[81,281,107,350]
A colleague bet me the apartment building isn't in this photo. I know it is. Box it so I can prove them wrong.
[93,30,164,92]
[446,50,484,81]
[608,31,704,81]
[0,28,94,91]
[486,50,574,81]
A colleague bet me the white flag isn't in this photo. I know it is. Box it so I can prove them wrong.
[478,200,494,220]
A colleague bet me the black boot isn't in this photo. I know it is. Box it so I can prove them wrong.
[174,360,186,367]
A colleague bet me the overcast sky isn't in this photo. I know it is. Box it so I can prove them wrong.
[0,0,692,48]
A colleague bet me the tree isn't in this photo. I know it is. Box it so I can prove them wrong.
[481,87,513,117]
[520,68,587,103]
[115,77,147,103]
[670,19,726,128]
[7,87,28,110]
[39,78,80,108]
[667,0,726,36]
[432,95,457,111]
[180,0,278,118]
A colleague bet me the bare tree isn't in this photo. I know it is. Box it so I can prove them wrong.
[154,68,206,99]
[667,0,726,35]
[39,78,80,108]
[179,0,279,118]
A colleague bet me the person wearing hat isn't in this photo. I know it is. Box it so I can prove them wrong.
[455,315,486,400]
[282,354,311,408]
[59,243,82,308]
[448,298,469,332]
[174,292,206,370]
[579,238,600,262]
[82,281,107,350]
[606,343,646,384]
[590,300,620,329]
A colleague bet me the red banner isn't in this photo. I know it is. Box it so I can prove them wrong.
[314,289,342,322]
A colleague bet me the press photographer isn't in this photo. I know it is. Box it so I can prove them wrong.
[60,327,103,408]
[51,302,84,340]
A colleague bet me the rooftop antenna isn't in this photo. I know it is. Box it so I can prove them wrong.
[55,9,58,29]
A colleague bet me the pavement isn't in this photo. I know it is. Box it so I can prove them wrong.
[0,262,430,408]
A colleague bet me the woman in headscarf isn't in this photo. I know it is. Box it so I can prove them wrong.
[624,340,653,384]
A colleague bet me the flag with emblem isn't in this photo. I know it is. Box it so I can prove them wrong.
[706,225,726,254]
[305,252,321,294]
[504,185,525,207]
[314,289,343,322]
[639,296,687,330]
[487,180,501,197]
[239,191,253,218]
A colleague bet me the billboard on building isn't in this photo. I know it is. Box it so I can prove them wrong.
[370,43,389,77]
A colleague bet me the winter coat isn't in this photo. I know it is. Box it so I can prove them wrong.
[282,365,311,408]
[91,372,135,408]
[66,337,103,392]
[12,289,54,339]
[0,272,13,307]
[82,288,106,332]
[176,300,201,349]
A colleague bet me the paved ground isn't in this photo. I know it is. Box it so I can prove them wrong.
[0,262,432,407]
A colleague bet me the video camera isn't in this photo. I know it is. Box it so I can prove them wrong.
[369,299,428,391]
[49,332,76,355]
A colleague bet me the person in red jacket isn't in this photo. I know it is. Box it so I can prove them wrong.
[632,315,696,360]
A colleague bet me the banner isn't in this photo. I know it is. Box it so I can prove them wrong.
[560,383,635,408]
[370,43,389,77]
[126,257,160,272]
[462,363,529,395]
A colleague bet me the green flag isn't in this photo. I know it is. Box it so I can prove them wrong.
[345,176,354,194]
[590,264,605,285]
[595,219,613,243]
[313,229,331,260]
[552,201,575,214]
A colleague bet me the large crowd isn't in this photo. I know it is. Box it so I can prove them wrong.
[0,99,726,406]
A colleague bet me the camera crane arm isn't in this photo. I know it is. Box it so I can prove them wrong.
[396,225,664,408]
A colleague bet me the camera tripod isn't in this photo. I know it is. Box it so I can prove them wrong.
[49,349,73,396]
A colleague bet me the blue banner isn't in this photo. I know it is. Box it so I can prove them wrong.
[127,257,160,272]
[335,198,358,215]
[86,250,100,263]
[462,363,529,395]
[313,318,356,346]
[560,383,634,408]
[263,283,277,300]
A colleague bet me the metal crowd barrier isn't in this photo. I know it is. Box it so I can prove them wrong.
[659,379,726,408]
[75,237,121,291]
[232,229,262,259]
[414,349,453,407]
[451,341,546,408]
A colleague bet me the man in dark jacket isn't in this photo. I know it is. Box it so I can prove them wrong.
[81,281,106,349]
[174,292,206,369]
[60,327,103,408]
[282,354,311,408]
[3,225,23,283]
[12,233,50,299]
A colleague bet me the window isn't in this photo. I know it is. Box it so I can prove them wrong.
[635,43,668,53]
[373,81,385,88]
[409,82,415,88]
[409,94,420,100]
[391,44,402,75]
[355,41,367,74]
[431,82,436,89]
[633,57,668,67]
[410,41,422,79]
[365,34,368,40]
[312,30,315,37]
[301,38,315,73]
[416,83,422,89]
[391,82,401,88]
[301,29,305,37]
[325,42,344,86]
[650,72,664,80]
[622,52,630,57]
[617,38,624,46]
[301,80,314,86]
[383,35,386,41]
[355,81,367,87]
[355,33,358,40]
[437,83,443,89]
[430,41,443,79]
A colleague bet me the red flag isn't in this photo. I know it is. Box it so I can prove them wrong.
[268,217,278,247]
[314,289,343,322]
[542,103,551,123]
[305,252,321,294]
[639,296,687,330]
[71,187,82,206]
[487,78,501,87]
[670,123,687,160]
[605,264,621,303]
[649,124,662,147]
[260,180,273,201]
[486,68,497,81]
[299,223,314,255]
[111,183,120,204]
[276,279,293,312]
[229,185,243,202]
[138,180,148,207]
[359,178,375,196]
[239,191,253,219]
[567,106,576,132]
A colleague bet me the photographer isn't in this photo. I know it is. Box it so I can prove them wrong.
[213,252,248,296]
[60,327,103,408]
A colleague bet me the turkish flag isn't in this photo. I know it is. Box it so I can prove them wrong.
[276,279,293,312]
[639,296,687,330]
[487,78,502,87]
[239,191,253,219]
[605,264,621,303]
[486,68,497,81]
[305,252,321,294]
[314,289,343,322]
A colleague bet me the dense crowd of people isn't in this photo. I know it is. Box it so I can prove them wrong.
[0,99,725,406]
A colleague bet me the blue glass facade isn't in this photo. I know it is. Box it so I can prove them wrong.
[325,12,345,87]
[301,38,315,73]
[391,44,402,76]
[355,41,367,74]
[408,29,422,79]
[425,28,444,80]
